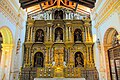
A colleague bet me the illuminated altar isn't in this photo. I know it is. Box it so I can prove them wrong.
[19,8,98,80]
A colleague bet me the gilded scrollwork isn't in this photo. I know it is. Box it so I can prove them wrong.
[21,18,97,79]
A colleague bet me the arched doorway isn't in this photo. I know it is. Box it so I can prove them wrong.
[75,52,84,67]
[103,28,119,80]
[34,52,44,67]
[0,27,13,80]
[74,29,83,42]
[55,27,63,42]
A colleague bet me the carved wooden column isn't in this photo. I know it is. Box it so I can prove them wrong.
[27,18,34,42]
[45,47,49,65]
[27,26,30,42]
[30,27,33,42]
[86,46,89,67]
[47,27,50,41]
[48,48,50,63]
[68,47,74,67]
[68,27,71,41]
[24,47,30,67]
[50,27,52,41]
[66,26,68,41]
[83,17,92,42]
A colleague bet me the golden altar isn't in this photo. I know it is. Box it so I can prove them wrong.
[19,9,98,80]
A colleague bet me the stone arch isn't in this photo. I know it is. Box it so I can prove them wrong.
[0,27,13,44]
[104,28,118,46]
[103,28,119,80]
[0,26,13,80]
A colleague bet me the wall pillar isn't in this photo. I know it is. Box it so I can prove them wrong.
[0,44,13,80]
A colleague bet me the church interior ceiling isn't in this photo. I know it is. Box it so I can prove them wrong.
[19,0,96,16]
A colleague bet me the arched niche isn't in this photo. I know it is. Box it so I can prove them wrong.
[75,52,84,67]
[34,52,44,67]
[104,28,119,47]
[55,27,63,42]
[35,29,44,42]
[74,29,83,42]
[54,10,63,19]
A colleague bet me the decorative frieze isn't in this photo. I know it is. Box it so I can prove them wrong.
[92,0,120,28]
[0,0,26,29]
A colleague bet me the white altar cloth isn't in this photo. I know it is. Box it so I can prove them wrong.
[34,78,86,80]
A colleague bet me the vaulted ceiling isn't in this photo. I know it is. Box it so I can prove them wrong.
[19,0,96,15]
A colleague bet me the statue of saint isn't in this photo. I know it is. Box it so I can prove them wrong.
[35,54,43,67]
[76,54,83,67]
[75,31,82,42]
[56,31,61,42]
[36,30,43,42]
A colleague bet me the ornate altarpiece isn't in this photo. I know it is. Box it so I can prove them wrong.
[20,9,98,80]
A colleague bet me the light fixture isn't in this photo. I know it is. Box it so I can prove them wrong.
[96,38,100,45]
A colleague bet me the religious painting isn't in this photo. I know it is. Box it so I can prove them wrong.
[34,52,44,67]
[55,27,63,42]
[35,29,44,42]
[75,52,84,67]
[74,29,83,42]
[54,10,63,19]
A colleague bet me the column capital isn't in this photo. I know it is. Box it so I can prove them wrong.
[2,44,14,49]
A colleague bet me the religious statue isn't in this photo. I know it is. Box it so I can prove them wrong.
[75,31,82,42]
[35,53,43,67]
[75,53,84,67]
[55,10,63,19]
[56,31,62,42]
[36,30,44,42]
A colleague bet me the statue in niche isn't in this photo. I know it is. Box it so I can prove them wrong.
[35,29,44,42]
[56,31,61,41]
[74,29,82,42]
[55,27,63,42]
[75,52,84,67]
[55,10,63,19]
[34,52,44,67]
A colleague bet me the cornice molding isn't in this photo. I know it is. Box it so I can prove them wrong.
[0,0,27,29]
[92,0,120,28]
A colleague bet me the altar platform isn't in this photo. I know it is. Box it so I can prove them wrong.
[34,78,86,80]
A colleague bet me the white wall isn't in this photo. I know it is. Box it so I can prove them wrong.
[91,0,120,80]
[0,0,27,80]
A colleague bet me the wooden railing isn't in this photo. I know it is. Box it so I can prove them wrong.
[19,67,99,80]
